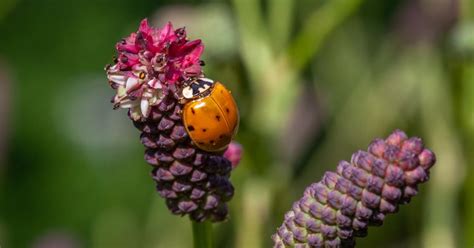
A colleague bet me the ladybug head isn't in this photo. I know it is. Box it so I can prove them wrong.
[182,77,215,100]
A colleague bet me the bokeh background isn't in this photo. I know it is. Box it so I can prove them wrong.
[0,0,473,247]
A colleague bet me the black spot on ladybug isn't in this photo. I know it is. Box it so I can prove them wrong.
[215,115,221,121]
[198,142,205,145]
[210,140,215,145]
[225,108,230,113]
[187,125,195,131]
[191,108,195,114]
[202,128,207,132]
[219,135,225,139]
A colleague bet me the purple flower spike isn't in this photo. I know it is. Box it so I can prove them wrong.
[106,19,236,222]
[272,129,436,247]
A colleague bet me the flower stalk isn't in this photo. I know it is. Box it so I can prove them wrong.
[192,220,213,248]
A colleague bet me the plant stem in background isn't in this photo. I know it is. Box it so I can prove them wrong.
[287,0,364,72]
[192,221,213,248]
[233,0,365,136]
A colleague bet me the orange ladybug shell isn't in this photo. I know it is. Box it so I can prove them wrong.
[183,82,239,152]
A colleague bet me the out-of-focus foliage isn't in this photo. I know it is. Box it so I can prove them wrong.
[0,0,472,247]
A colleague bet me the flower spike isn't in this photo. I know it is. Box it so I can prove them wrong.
[272,130,436,247]
[106,19,237,222]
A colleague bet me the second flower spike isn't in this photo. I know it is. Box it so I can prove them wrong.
[272,130,436,247]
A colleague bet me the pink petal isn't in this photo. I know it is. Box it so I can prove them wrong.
[118,54,140,69]
[168,39,202,58]
[138,19,152,34]
[165,66,181,84]
[182,43,204,67]
[184,63,202,77]
[158,22,177,44]
[116,42,139,53]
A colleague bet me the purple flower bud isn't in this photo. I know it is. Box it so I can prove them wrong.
[155,151,174,164]
[383,144,400,162]
[361,190,381,209]
[158,117,175,131]
[381,184,402,202]
[398,151,419,170]
[419,149,436,170]
[204,195,219,210]
[141,133,158,148]
[190,188,205,200]
[321,224,337,239]
[172,181,192,192]
[372,158,388,177]
[178,200,198,213]
[325,171,340,187]
[156,135,175,150]
[405,166,428,185]
[402,185,419,201]
[401,137,423,154]
[368,139,386,157]
[169,161,193,176]
[272,130,436,247]
[325,238,341,247]
[351,151,374,172]
[328,190,344,209]
[385,165,405,187]
[307,233,324,247]
[385,129,408,146]
[154,168,175,181]
[366,175,384,194]
[369,212,385,226]
[172,147,195,160]
[190,170,207,182]
[355,202,372,220]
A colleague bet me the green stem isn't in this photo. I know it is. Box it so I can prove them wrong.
[192,220,213,248]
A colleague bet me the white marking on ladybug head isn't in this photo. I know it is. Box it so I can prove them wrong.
[199,84,211,93]
[182,86,195,99]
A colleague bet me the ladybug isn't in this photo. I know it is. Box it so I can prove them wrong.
[181,78,239,152]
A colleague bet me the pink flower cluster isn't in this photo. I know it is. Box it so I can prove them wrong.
[224,142,243,169]
[106,19,204,120]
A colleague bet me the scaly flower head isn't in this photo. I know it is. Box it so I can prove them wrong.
[106,19,204,120]
[272,130,436,247]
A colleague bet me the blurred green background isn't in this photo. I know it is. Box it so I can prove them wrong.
[0,0,473,247]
